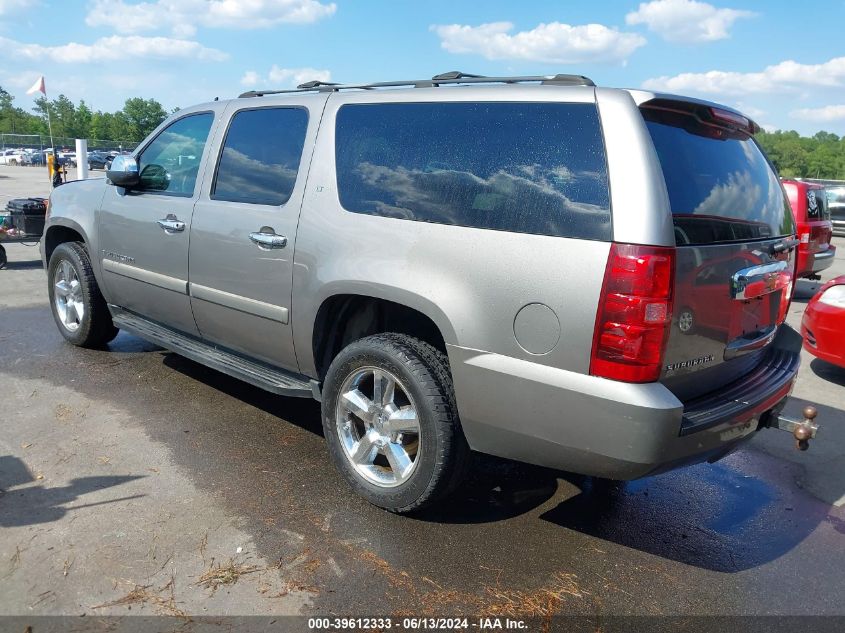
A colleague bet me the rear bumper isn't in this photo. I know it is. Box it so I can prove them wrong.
[810,247,836,274]
[449,325,801,480]
[797,245,835,277]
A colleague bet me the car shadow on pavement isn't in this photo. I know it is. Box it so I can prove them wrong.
[161,352,325,437]
[417,456,561,523]
[792,279,823,303]
[0,455,145,528]
[810,358,845,386]
[1,258,43,270]
[538,457,835,573]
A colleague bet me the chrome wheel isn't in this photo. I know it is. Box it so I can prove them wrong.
[335,366,421,488]
[54,259,84,332]
[678,310,694,333]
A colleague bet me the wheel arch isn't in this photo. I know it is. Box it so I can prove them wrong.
[44,220,88,264]
[310,290,455,381]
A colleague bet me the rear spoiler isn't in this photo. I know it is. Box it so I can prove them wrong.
[628,91,760,135]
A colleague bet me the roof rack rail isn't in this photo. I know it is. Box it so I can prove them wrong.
[238,71,595,98]
[297,80,340,89]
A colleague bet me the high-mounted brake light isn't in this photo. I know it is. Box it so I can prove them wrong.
[709,107,751,131]
[590,243,675,383]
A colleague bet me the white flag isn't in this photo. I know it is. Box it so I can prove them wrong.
[26,76,46,96]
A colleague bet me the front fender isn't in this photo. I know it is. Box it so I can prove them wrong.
[42,178,108,282]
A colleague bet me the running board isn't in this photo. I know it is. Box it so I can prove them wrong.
[110,306,317,399]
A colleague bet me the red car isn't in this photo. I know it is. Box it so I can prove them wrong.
[676,248,793,335]
[782,179,836,279]
[802,275,845,368]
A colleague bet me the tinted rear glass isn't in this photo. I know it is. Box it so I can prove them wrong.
[212,107,308,206]
[335,102,611,240]
[643,108,794,245]
[806,187,829,220]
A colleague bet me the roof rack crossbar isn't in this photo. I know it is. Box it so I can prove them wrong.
[238,71,595,98]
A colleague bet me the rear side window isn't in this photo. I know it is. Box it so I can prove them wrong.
[335,102,611,240]
[212,107,308,206]
[806,188,829,220]
[643,108,794,245]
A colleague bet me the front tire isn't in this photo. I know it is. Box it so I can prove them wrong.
[48,242,119,347]
[322,334,469,513]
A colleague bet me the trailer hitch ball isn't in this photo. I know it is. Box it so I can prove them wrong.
[794,406,818,451]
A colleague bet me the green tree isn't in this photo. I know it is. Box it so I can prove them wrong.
[122,97,167,141]
[73,100,93,140]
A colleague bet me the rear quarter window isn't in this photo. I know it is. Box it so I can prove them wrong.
[335,102,611,240]
[643,107,794,245]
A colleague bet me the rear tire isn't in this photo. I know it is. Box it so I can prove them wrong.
[322,333,470,513]
[48,242,119,347]
[0,245,6,269]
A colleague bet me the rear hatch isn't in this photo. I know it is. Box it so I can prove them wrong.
[641,99,797,402]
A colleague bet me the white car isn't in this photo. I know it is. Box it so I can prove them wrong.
[0,149,31,166]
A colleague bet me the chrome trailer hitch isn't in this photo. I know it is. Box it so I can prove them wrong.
[766,406,820,451]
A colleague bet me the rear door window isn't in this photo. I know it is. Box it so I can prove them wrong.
[642,108,794,245]
[335,102,611,240]
[212,107,308,206]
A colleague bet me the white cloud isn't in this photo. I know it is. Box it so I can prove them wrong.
[642,56,845,95]
[626,0,754,43]
[0,0,34,15]
[86,0,336,36]
[791,105,845,122]
[241,66,331,89]
[240,71,261,87]
[733,102,765,119]
[431,21,646,65]
[0,35,228,63]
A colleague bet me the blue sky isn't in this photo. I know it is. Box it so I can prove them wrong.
[1,0,844,135]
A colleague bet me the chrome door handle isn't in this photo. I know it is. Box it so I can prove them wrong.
[156,214,185,233]
[249,231,287,249]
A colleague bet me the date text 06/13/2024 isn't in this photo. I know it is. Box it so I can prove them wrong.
[307,617,528,630]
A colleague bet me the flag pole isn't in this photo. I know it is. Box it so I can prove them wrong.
[44,91,55,156]
[27,76,54,184]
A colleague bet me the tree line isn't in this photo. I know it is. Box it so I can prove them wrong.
[0,86,171,144]
[755,130,845,181]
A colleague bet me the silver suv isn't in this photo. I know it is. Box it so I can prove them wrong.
[42,72,812,513]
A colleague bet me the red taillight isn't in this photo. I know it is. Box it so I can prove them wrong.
[590,243,675,383]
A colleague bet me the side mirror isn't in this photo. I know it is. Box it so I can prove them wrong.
[106,155,140,188]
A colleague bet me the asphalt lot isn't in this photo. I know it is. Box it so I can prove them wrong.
[2,165,845,623]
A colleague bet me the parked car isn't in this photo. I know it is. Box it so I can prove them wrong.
[40,72,814,512]
[802,275,845,368]
[58,151,77,167]
[781,180,836,279]
[0,149,30,166]
[87,152,110,170]
[826,185,845,236]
